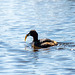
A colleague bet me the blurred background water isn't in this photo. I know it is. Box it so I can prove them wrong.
[0,0,75,75]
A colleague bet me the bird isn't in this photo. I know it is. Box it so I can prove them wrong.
[25,30,58,49]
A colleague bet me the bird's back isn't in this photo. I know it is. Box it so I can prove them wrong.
[32,38,58,48]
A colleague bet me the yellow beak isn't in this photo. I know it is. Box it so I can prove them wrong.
[25,33,30,41]
[25,34,28,41]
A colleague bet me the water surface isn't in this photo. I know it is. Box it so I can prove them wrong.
[0,0,75,75]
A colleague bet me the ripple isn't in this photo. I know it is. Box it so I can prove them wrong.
[0,0,75,75]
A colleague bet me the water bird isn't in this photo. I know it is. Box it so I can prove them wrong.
[25,30,58,49]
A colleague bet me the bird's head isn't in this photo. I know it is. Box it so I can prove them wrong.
[25,30,38,41]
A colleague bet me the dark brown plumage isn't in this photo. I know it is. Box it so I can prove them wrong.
[25,30,58,49]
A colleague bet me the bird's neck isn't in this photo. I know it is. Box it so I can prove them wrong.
[33,36,38,42]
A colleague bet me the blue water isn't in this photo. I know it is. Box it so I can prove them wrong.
[0,0,75,75]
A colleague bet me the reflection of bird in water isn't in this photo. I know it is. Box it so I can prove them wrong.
[25,30,58,49]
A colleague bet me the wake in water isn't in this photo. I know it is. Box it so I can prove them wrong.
[58,42,74,46]
[57,42,75,51]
